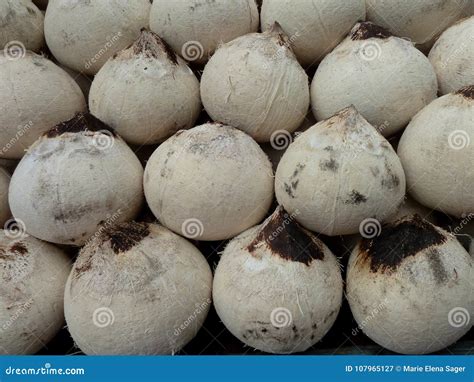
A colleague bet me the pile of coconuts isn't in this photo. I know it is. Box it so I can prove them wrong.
[0,0,472,356]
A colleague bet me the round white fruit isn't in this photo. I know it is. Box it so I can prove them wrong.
[144,123,274,241]
[261,0,366,66]
[0,52,86,159]
[0,232,70,354]
[311,22,438,137]
[90,30,201,145]
[149,0,259,64]
[44,0,151,74]
[201,25,309,142]
[397,86,474,218]
[347,216,473,354]
[64,221,212,355]
[9,113,144,246]
[213,206,343,354]
[275,106,406,236]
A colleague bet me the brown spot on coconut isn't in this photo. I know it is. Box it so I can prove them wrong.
[0,52,86,159]
[213,206,343,354]
[0,0,44,52]
[44,0,151,75]
[0,231,70,354]
[64,221,212,355]
[397,86,474,218]
[89,30,201,146]
[8,113,144,246]
[260,0,365,67]
[366,0,470,48]
[149,0,259,65]
[200,24,310,142]
[144,123,274,241]
[275,106,406,236]
[0,168,11,226]
[311,22,438,137]
[347,216,473,354]
[428,17,474,95]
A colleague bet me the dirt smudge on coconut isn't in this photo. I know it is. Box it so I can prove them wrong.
[456,85,474,100]
[10,242,28,255]
[358,215,446,273]
[104,222,150,254]
[247,207,324,265]
[46,113,117,138]
[425,249,448,285]
[345,190,367,205]
[284,163,305,198]
[351,22,392,40]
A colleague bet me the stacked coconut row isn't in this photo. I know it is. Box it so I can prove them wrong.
[0,0,473,355]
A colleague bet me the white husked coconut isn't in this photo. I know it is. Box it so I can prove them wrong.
[90,30,201,146]
[275,106,406,236]
[44,0,151,75]
[0,52,86,159]
[398,86,474,218]
[0,0,44,52]
[366,0,469,48]
[149,0,259,64]
[59,64,92,100]
[261,0,366,67]
[144,123,274,241]
[429,17,474,95]
[9,113,144,246]
[347,216,473,354]
[201,25,310,142]
[0,232,70,354]
[0,168,10,226]
[311,22,438,137]
[213,206,343,354]
[64,221,212,355]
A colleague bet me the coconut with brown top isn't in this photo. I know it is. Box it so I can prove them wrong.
[311,22,438,136]
[0,232,70,354]
[64,221,212,355]
[8,113,144,246]
[90,30,201,146]
[213,206,343,354]
[347,215,473,354]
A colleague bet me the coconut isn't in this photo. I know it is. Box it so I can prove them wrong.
[200,25,310,142]
[260,0,366,67]
[44,0,151,75]
[366,0,469,48]
[213,206,343,354]
[59,64,92,100]
[275,106,406,236]
[390,196,436,223]
[0,52,86,159]
[0,231,70,354]
[0,168,10,226]
[397,86,474,218]
[311,22,438,137]
[149,0,259,65]
[144,123,274,241]
[9,113,144,246]
[90,30,201,146]
[347,216,473,354]
[428,17,474,95]
[0,0,44,52]
[64,221,212,355]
